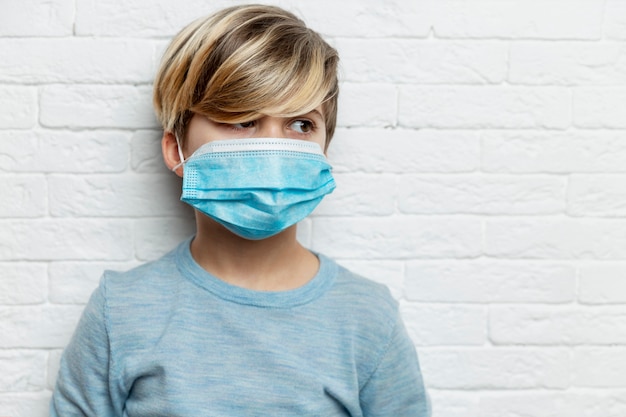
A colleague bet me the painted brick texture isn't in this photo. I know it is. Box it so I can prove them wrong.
[1,1,626,416]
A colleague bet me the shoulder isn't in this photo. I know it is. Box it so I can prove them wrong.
[102,243,182,298]
[318,255,406,383]
[92,241,194,348]
[323,256,399,322]
[319,254,400,338]
[97,241,189,323]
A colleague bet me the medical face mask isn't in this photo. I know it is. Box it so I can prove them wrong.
[175,137,336,240]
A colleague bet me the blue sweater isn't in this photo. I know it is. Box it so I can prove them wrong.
[51,238,430,416]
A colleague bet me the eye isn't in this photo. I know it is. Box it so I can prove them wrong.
[231,121,256,129]
[290,120,314,134]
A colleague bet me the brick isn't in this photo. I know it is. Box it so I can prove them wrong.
[510,42,626,85]
[75,0,238,37]
[405,260,575,303]
[419,347,571,389]
[401,304,487,346]
[0,0,73,36]
[0,39,157,84]
[0,175,46,217]
[328,128,480,174]
[0,263,47,305]
[292,0,431,38]
[0,305,83,348]
[482,131,626,173]
[49,174,187,217]
[0,130,129,174]
[311,216,481,259]
[0,87,37,129]
[478,390,626,417]
[429,0,603,40]
[337,83,397,128]
[47,350,63,389]
[0,392,50,417]
[574,348,626,387]
[485,219,626,259]
[605,0,626,40]
[490,306,626,345]
[131,130,166,173]
[568,175,626,217]
[397,174,566,215]
[0,350,46,391]
[313,173,396,217]
[40,85,158,129]
[574,88,626,128]
[0,219,133,261]
[134,217,196,261]
[75,0,430,38]
[334,260,404,300]
[427,390,479,417]
[336,39,507,84]
[48,261,139,304]
[579,264,626,304]
[398,87,571,129]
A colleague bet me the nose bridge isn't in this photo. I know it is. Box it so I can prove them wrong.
[258,117,286,138]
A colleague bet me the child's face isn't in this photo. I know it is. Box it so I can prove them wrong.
[184,106,327,156]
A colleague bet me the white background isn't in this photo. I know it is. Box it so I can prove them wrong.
[2,0,626,415]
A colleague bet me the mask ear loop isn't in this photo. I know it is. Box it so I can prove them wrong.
[171,134,186,172]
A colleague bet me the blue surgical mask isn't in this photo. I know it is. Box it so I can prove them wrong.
[174,137,336,240]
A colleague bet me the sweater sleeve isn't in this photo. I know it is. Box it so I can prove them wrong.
[50,277,122,417]
[359,314,431,417]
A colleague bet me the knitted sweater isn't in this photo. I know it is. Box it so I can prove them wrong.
[50,238,430,416]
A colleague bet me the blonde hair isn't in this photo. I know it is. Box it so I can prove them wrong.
[153,4,339,148]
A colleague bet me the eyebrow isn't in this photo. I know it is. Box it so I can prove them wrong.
[307,109,325,122]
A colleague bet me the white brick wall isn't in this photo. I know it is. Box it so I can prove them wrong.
[1,0,626,415]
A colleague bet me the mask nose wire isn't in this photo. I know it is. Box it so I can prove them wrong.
[171,134,186,172]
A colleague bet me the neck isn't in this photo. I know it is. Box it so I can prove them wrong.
[190,213,319,291]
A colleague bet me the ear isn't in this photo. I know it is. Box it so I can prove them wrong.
[162,131,184,178]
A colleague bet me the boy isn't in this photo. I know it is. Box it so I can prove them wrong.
[50,4,430,416]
